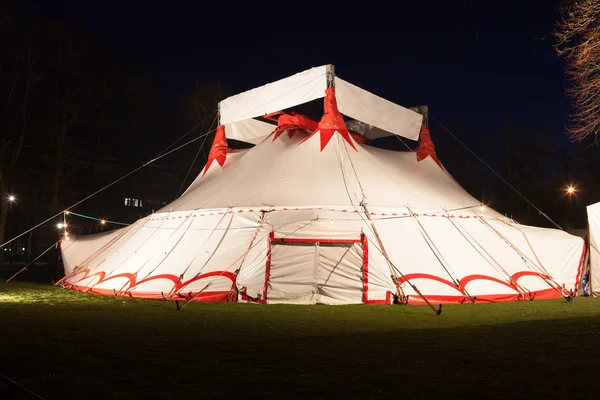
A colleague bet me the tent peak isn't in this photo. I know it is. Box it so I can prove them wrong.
[219,65,423,144]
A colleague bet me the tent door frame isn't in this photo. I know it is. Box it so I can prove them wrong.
[262,232,390,304]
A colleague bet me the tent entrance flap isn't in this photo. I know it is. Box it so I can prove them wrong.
[267,239,364,304]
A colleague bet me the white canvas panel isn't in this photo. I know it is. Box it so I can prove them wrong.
[69,220,154,282]
[92,225,182,291]
[454,218,560,294]
[317,242,364,304]
[181,150,249,197]
[335,77,423,140]
[372,218,464,297]
[416,215,518,296]
[61,227,125,274]
[274,218,362,241]
[588,203,600,296]
[224,118,276,145]
[219,65,329,125]
[235,229,271,300]
[268,242,318,304]
[128,213,244,294]
[175,214,263,294]
[363,237,396,301]
[127,216,196,283]
[500,222,584,293]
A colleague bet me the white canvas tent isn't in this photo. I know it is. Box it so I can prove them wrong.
[586,203,600,296]
[59,65,585,305]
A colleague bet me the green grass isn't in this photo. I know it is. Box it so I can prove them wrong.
[1,282,600,399]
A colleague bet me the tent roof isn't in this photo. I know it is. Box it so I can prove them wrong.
[218,65,423,144]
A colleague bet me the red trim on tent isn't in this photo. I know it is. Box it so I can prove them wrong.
[300,88,358,152]
[362,233,369,304]
[270,111,367,144]
[397,273,460,291]
[457,274,517,292]
[510,270,550,282]
[272,112,318,140]
[268,233,387,304]
[361,233,392,304]
[271,237,361,243]
[68,269,236,298]
[202,125,229,176]
[574,239,586,293]
[261,231,275,304]
[416,124,442,168]
[406,287,561,305]
[65,284,234,302]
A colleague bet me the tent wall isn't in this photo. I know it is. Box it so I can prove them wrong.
[587,203,600,296]
[61,206,585,305]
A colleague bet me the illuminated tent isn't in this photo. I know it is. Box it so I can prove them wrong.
[585,203,600,296]
[59,65,585,305]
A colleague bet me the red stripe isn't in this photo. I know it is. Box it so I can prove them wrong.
[574,239,586,293]
[406,287,561,305]
[361,233,391,304]
[262,232,274,304]
[397,273,462,293]
[457,274,517,292]
[271,237,361,243]
[66,285,234,302]
[362,233,369,304]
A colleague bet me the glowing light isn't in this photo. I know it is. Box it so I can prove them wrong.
[21,247,25,251]
[100,219,106,225]
[57,223,63,229]
[65,211,70,215]
[8,195,15,202]
[480,204,486,211]
[567,186,575,194]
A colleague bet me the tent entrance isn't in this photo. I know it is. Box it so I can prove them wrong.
[267,238,365,304]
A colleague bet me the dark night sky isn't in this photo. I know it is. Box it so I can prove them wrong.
[35,0,571,150]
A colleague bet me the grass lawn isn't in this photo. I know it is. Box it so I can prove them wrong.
[1,281,600,399]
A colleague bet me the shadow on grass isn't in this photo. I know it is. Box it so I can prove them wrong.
[1,283,598,399]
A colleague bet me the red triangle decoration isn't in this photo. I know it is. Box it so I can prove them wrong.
[202,125,229,176]
[416,124,442,168]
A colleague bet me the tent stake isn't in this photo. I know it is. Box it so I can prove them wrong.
[175,283,212,310]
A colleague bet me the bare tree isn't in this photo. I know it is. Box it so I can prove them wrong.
[555,0,600,141]
[0,8,41,249]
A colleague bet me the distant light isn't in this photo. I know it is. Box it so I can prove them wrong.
[100,219,106,225]
[57,223,63,229]
[21,247,25,251]
[65,211,70,215]
[8,195,15,202]
[567,186,575,194]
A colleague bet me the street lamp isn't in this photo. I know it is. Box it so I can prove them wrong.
[566,185,576,195]
[8,195,15,202]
